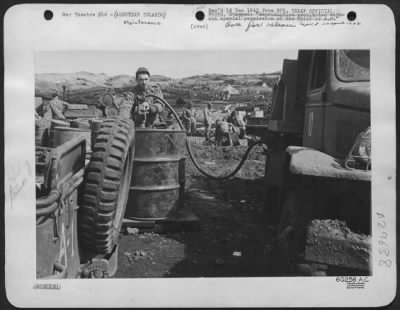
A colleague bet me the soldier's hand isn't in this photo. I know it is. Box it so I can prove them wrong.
[137,102,149,114]
[149,104,158,114]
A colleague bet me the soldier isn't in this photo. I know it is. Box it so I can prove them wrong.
[119,67,164,128]
[227,110,246,139]
[181,100,197,135]
[49,93,70,120]
[203,102,213,141]
[215,119,233,146]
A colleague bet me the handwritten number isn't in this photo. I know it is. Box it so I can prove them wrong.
[376,213,391,268]
[379,259,392,268]
[378,247,389,257]
[379,231,388,239]
[378,240,388,247]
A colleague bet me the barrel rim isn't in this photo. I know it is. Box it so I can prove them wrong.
[125,216,168,221]
[130,184,180,191]
[133,157,181,163]
[50,119,70,124]
[54,126,91,132]
[136,128,186,133]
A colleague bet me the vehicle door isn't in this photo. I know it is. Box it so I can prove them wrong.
[302,50,327,150]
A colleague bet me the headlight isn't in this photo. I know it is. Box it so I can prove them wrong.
[344,126,371,170]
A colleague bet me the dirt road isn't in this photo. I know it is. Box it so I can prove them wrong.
[115,141,287,278]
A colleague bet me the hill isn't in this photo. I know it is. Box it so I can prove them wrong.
[35,71,279,105]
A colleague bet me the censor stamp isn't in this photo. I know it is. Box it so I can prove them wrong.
[336,276,369,289]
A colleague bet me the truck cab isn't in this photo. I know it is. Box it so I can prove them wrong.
[300,50,370,158]
[251,50,370,157]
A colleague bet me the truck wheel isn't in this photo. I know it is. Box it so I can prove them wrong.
[78,116,135,256]
[276,190,313,268]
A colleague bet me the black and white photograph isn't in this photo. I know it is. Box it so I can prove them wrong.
[4,4,396,308]
[34,49,372,279]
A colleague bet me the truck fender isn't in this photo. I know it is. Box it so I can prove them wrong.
[286,146,371,182]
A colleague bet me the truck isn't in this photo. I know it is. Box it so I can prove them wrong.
[246,50,371,275]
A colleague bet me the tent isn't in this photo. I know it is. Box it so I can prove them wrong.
[218,84,240,100]
[220,84,240,95]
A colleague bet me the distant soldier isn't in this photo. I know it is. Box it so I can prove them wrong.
[182,101,197,135]
[119,67,164,128]
[203,102,213,141]
[227,110,246,139]
[35,111,41,120]
[181,100,189,133]
[49,93,70,120]
[215,119,233,146]
[35,95,51,120]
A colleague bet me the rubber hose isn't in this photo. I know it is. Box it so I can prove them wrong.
[146,94,264,180]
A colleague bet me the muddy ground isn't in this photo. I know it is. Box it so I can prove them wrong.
[115,139,289,278]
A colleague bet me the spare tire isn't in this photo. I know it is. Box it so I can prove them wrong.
[78,116,135,256]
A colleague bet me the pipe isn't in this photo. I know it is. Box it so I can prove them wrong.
[146,94,264,180]
[36,189,60,208]
[36,201,59,217]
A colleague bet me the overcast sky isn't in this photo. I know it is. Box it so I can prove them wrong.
[35,50,298,78]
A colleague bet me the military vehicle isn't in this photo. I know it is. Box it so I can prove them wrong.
[246,50,371,275]
[36,116,135,278]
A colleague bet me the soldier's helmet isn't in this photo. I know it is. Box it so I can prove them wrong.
[136,67,151,78]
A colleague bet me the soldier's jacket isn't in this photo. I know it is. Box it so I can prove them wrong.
[203,108,212,126]
[119,84,164,124]
[216,120,231,134]
[49,97,70,120]
[227,115,245,129]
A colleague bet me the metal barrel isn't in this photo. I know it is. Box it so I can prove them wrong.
[90,119,103,150]
[49,120,70,147]
[126,128,186,220]
[35,118,51,147]
[53,127,91,153]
